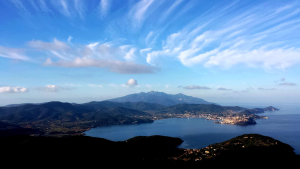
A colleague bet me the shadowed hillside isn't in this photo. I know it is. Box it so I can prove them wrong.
[0,134,298,167]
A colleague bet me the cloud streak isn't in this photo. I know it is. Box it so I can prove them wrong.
[279,82,297,86]
[146,1,300,70]
[37,84,73,92]
[99,0,110,18]
[257,88,276,90]
[0,46,29,61]
[44,57,157,74]
[0,86,29,93]
[179,85,211,90]
[128,0,155,28]
[217,87,232,91]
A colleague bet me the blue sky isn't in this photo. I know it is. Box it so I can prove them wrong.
[0,0,299,105]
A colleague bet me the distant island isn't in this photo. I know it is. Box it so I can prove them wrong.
[0,91,279,137]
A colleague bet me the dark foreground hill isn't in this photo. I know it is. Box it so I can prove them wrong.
[0,134,298,167]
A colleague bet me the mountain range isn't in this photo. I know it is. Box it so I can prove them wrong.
[108,91,214,106]
[0,91,278,136]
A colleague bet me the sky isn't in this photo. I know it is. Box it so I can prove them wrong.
[0,0,300,106]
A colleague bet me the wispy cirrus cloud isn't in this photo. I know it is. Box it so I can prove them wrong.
[128,0,155,28]
[50,0,70,17]
[279,82,297,86]
[217,87,232,91]
[257,88,276,90]
[179,85,211,90]
[0,46,29,61]
[146,1,300,70]
[98,0,110,18]
[74,0,85,19]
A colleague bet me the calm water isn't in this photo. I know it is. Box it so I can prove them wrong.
[84,103,300,154]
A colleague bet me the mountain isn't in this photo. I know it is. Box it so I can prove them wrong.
[0,101,153,136]
[264,106,279,111]
[240,106,279,115]
[82,101,166,112]
[108,91,214,106]
[158,104,225,114]
[156,104,246,115]
[0,101,94,122]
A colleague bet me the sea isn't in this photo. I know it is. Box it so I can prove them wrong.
[84,103,300,154]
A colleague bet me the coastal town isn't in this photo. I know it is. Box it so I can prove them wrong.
[169,134,289,163]
[150,111,269,125]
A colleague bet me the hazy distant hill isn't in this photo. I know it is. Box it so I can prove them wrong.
[108,91,214,106]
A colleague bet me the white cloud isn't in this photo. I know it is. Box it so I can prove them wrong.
[257,88,277,90]
[279,82,296,86]
[0,86,29,93]
[37,0,50,13]
[44,57,157,74]
[68,36,73,43]
[140,48,152,54]
[129,0,155,27]
[0,46,29,61]
[126,79,138,87]
[88,84,103,87]
[179,85,211,90]
[146,2,300,70]
[26,38,158,74]
[10,0,31,16]
[123,48,136,61]
[99,0,110,18]
[145,31,154,45]
[204,48,300,69]
[217,87,232,91]
[37,84,72,92]
[50,0,70,17]
[74,0,85,19]
[109,83,118,87]
[28,38,70,51]
[145,84,152,88]
[45,84,60,92]
[159,0,183,23]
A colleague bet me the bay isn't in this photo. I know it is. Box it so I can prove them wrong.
[84,103,300,154]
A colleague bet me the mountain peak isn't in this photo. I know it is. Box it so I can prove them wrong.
[148,91,158,94]
[108,91,214,106]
